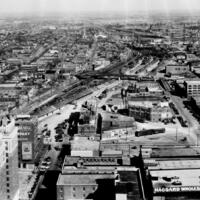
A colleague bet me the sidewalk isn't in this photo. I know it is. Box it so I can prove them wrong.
[19,170,37,200]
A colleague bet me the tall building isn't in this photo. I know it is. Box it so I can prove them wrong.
[129,104,173,122]
[15,115,40,170]
[184,79,200,98]
[0,116,19,200]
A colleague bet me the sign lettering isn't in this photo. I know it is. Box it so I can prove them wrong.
[154,186,200,194]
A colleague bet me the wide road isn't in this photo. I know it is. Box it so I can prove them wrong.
[159,73,200,146]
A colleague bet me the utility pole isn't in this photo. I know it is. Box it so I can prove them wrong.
[176,126,178,142]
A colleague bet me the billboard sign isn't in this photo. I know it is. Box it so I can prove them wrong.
[22,142,32,160]
[151,169,200,195]
[154,186,200,194]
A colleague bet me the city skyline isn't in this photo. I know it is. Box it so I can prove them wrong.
[1,1,200,200]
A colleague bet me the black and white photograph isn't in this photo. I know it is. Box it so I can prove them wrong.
[1,0,200,200]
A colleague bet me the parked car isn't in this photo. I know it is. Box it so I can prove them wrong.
[44,160,51,165]
[44,157,51,162]
[46,130,51,136]
[39,164,50,171]
[172,180,182,186]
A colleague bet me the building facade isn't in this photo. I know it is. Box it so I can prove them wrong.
[0,116,19,200]
[184,80,200,98]
[129,105,172,122]
[15,115,39,170]
[148,159,200,200]
[100,111,136,131]
[165,64,189,75]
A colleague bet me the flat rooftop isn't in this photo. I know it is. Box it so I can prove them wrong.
[71,137,99,151]
[185,79,200,84]
[63,156,120,167]
[150,169,200,187]
[0,83,18,88]
[62,166,116,175]
[129,101,154,108]
[151,147,200,158]
[57,173,115,186]
[147,159,200,170]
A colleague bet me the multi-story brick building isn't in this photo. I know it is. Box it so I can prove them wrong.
[100,111,136,131]
[0,116,19,200]
[15,115,40,170]
[57,156,145,200]
[129,103,173,122]
[165,64,189,75]
[184,79,200,98]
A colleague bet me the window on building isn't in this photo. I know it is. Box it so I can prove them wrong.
[73,187,76,191]
[6,153,9,157]
[6,171,9,175]
[6,177,9,182]
[7,189,10,193]
[73,194,76,197]
[7,195,10,199]
[83,187,85,191]
[6,183,9,187]
[6,165,9,169]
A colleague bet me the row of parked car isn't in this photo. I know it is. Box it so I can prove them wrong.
[39,156,51,172]
[169,102,188,127]
[183,101,200,123]
[177,116,188,127]
[169,102,179,115]
[28,171,43,198]
[54,119,68,142]
[41,124,51,136]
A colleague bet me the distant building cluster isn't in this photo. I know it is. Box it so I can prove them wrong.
[1,12,200,200]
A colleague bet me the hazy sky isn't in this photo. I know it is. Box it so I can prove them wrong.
[1,0,200,15]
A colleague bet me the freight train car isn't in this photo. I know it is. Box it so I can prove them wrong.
[135,128,165,137]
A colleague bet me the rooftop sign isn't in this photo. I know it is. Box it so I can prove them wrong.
[154,186,200,194]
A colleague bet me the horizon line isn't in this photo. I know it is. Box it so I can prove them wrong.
[0,10,200,19]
